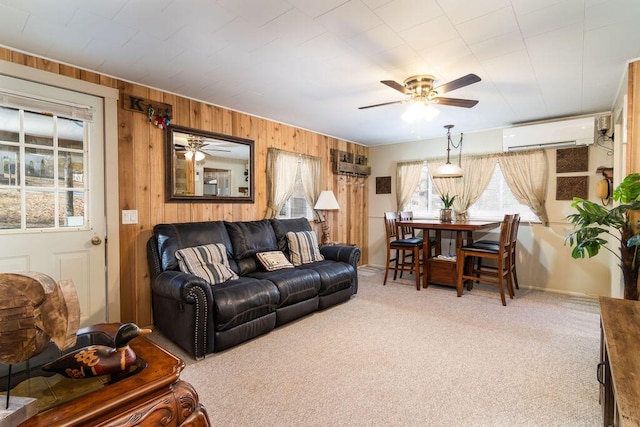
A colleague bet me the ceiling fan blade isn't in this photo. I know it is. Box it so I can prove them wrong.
[381,80,410,94]
[432,97,479,108]
[358,100,405,110]
[434,73,481,94]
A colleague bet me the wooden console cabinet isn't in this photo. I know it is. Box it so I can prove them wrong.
[599,297,640,427]
[20,323,210,427]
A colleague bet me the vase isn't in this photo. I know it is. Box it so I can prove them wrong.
[440,209,453,223]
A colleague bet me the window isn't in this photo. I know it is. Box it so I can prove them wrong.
[468,163,537,221]
[408,162,537,221]
[278,162,314,220]
[0,105,88,230]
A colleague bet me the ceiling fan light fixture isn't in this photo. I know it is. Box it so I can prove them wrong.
[184,150,194,160]
[194,150,205,161]
[401,101,439,123]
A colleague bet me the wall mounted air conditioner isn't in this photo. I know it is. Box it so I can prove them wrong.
[502,117,595,152]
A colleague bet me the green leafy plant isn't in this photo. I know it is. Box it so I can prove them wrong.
[440,193,456,209]
[565,173,640,300]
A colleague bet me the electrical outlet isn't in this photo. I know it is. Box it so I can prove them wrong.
[122,210,138,224]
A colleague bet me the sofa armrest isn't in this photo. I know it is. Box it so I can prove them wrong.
[320,245,361,294]
[152,270,213,304]
[320,244,360,264]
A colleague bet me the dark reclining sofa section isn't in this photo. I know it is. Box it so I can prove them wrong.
[147,218,361,359]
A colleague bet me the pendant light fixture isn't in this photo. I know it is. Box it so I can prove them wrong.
[432,124,463,178]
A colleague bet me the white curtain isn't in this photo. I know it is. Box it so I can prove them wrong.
[427,154,498,221]
[265,148,299,218]
[396,161,424,210]
[499,149,549,225]
[300,155,322,221]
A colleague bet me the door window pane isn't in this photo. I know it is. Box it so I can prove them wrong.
[24,111,54,147]
[26,190,55,228]
[58,190,85,227]
[0,107,19,142]
[57,151,84,188]
[25,147,54,187]
[0,188,20,229]
[58,116,84,150]
[0,144,20,186]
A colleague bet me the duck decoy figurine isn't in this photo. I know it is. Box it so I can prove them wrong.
[42,323,152,379]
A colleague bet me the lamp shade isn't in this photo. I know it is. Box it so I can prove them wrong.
[432,163,463,178]
[314,190,340,210]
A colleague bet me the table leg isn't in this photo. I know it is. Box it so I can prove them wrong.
[422,231,430,288]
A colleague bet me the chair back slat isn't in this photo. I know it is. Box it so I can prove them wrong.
[498,214,513,252]
[384,211,400,240]
[510,213,520,246]
[398,211,415,238]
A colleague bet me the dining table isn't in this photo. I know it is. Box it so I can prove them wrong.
[397,219,502,288]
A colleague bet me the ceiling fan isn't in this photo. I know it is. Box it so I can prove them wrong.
[359,73,481,110]
[174,135,230,161]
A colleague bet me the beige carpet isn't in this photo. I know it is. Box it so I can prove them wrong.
[149,266,601,426]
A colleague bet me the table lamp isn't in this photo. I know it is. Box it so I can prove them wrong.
[314,190,340,246]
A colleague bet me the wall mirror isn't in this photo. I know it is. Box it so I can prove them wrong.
[165,125,254,203]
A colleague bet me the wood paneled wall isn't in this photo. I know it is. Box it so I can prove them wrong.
[0,47,369,327]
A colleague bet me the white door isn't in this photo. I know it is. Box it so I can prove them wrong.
[0,75,106,327]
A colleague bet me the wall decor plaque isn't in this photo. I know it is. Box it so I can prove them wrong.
[556,146,589,173]
[376,176,391,194]
[556,176,589,200]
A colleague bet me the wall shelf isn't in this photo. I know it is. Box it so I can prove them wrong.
[331,149,371,177]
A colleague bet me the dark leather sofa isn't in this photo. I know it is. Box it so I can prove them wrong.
[147,218,360,359]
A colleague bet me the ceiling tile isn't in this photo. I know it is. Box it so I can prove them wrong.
[418,38,473,71]
[399,15,458,52]
[517,0,584,39]
[217,0,292,27]
[373,0,443,32]
[438,0,511,25]
[315,0,384,39]
[260,8,326,47]
[456,7,520,45]
[67,9,137,47]
[585,0,640,31]
[346,24,404,56]
[0,4,29,43]
[510,0,566,16]
[287,0,349,18]
[584,22,640,66]
[469,31,526,61]
[114,0,182,41]
[2,0,77,25]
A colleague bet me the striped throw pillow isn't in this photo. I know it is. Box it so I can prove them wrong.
[286,230,324,266]
[256,251,295,271]
[175,243,239,285]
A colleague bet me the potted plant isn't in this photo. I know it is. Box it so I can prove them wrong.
[565,173,640,300]
[439,193,456,223]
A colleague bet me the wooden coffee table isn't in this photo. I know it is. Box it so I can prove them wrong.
[16,323,210,426]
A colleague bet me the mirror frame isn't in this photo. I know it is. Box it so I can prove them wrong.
[165,125,255,203]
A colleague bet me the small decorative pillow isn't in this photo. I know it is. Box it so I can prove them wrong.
[256,251,295,271]
[175,243,239,285]
[286,230,324,266]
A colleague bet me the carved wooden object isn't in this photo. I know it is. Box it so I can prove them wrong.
[0,272,79,364]
[21,323,211,427]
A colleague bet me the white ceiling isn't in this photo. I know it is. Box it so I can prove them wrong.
[1,0,639,146]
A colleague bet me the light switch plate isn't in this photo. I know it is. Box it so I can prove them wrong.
[122,210,138,224]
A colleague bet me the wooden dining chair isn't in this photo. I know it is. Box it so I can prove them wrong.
[383,211,423,290]
[473,214,521,290]
[455,214,514,306]
[397,211,422,278]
